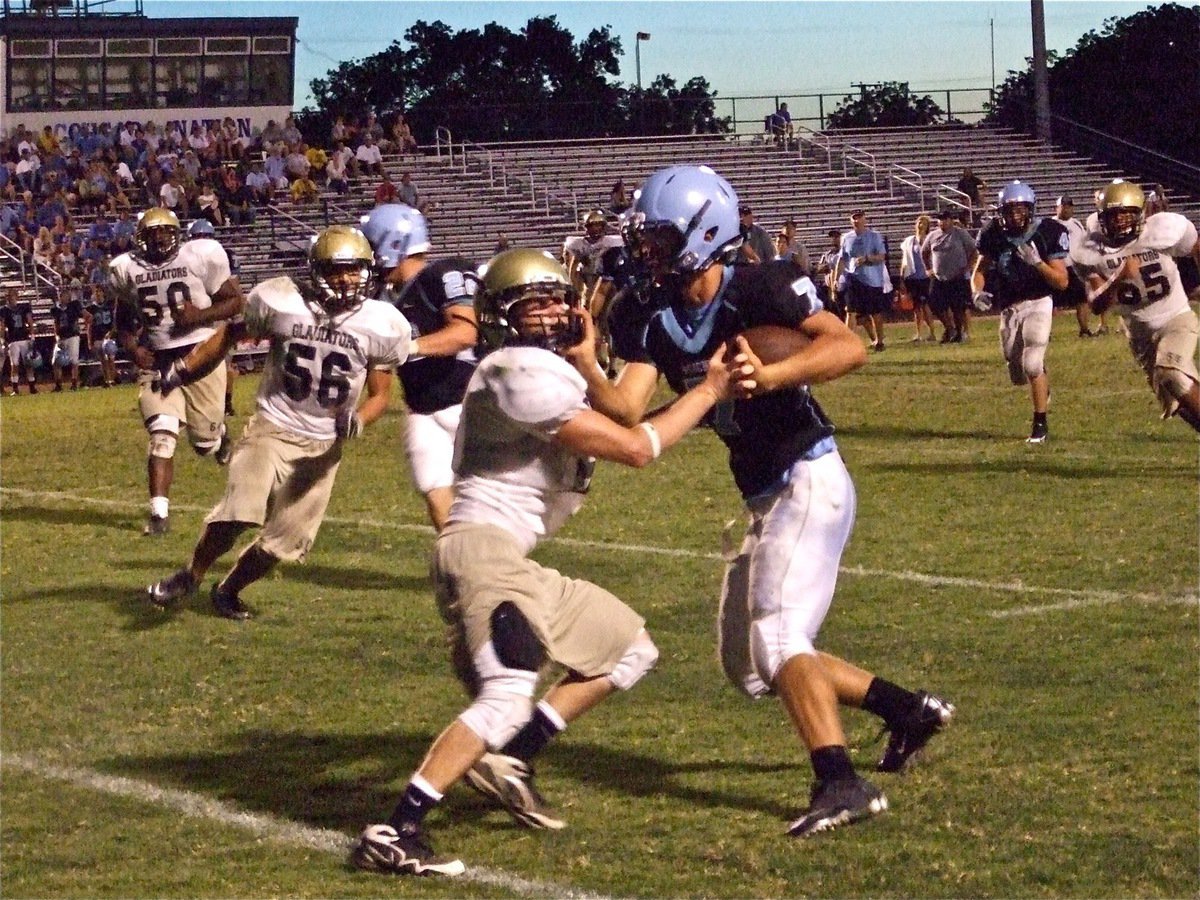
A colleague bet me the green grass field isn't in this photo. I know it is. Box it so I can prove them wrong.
[2,312,1197,899]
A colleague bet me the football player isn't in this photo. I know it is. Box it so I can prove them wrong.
[49,288,86,391]
[562,208,623,296]
[110,208,245,535]
[1,287,37,395]
[145,225,412,619]
[350,248,744,877]
[188,218,239,417]
[1070,181,1200,432]
[358,203,478,530]
[83,285,119,388]
[587,165,955,839]
[972,181,1070,444]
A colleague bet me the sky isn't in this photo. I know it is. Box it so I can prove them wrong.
[144,0,1150,110]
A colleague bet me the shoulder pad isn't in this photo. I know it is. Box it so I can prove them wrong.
[1141,212,1198,255]
[479,347,587,427]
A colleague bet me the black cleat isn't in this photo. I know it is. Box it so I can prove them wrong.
[147,568,197,608]
[877,691,956,773]
[1026,420,1049,444]
[349,824,465,877]
[788,776,887,838]
[214,429,232,466]
[212,582,251,620]
[142,514,169,536]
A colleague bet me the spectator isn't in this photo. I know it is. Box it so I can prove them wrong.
[956,167,987,226]
[264,145,288,188]
[330,115,349,146]
[493,233,511,254]
[921,208,977,344]
[737,204,774,264]
[223,176,257,226]
[391,114,418,156]
[900,214,937,342]
[112,208,136,242]
[281,115,302,147]
[244,159,274,204]
[285,142,311,181]
[37,125,60,158]
[373,171,398,206]
[396,171,423,211]
[355,134,384,178]
[768,102,794,147]
[815,228,846,319]
[363,111,385,146]
[325,142,351,195]
[833,209,889,351]
[260,119,284,148]
[289,172,318,204]
[609,178,630,213]
[159,171,188,217]
[15,148,40,193]
[187,123,210,153]
[305,142,328,183]
[774,217,808,269]
[1050,194,1102,337]
[88,210,114,247]
[179,148,201,182]
[196,181,225,226]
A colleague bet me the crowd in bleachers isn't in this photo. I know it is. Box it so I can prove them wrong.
[0,109,423,296]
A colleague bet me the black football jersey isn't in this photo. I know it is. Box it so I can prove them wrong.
[50,299,85,338]
[977,217,1070,308]
[627,261,836,500]
[86,299,116,341]
[0,302,33,342]
[381,257,478,415]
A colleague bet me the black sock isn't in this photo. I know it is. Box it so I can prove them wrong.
[863,677,917,730]
[810,745,856,783]
[387,780,439,831]
[502,704,563,762]
[1033,411,1048,427]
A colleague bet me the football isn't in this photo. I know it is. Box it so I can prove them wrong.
[733,324,811,364]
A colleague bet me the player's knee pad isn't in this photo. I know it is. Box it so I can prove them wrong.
[1021,346,1046,384]
[147,431,178,460]
[491,601,546,672]
[457,637,539,750]
[190,423,226,458]
[608,629,659,691]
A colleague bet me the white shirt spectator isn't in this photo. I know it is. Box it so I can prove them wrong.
[160,181,184,210]
[355,141,383,167]
[115,160,134,186]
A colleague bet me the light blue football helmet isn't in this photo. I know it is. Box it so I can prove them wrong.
[187,219,216,240]
[997,180,1036,234]
[359,203,432,269]
[622,165,742,276]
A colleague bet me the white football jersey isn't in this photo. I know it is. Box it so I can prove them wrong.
[1070,211,1198,330]
[449,346,591,554]
[246,277,412,440]
[109,238,232,351]
[563,233,623,274]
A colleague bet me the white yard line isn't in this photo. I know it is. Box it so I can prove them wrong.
[0,752,612,900]
[2,486,1194,618]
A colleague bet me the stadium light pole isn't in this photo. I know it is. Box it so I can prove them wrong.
[635,32,650,133]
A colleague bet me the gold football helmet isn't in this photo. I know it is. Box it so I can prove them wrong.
[476,248,582,354]
[583,209,607,241]
[135,207,181,264]
[308,225,374,314]
[1098,181,1146,246]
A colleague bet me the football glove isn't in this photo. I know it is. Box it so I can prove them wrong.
[1015,241,1043,267]
[154,358,190,396]
[972,290,994,312]
[335,406,363,440]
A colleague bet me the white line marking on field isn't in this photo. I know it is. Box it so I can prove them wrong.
[0,752,612,900]
[2,487,1193,618]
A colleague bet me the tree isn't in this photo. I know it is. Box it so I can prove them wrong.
[825,82,948,129]
[986,3,1199,164]
[298,16,728,144]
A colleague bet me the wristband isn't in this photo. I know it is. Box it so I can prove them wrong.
[638,421,662,460]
